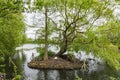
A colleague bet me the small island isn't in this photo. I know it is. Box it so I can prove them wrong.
[28,55,85,70]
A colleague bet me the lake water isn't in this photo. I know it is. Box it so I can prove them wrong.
[12,44,120,80]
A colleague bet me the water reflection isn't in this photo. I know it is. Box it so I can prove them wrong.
[13,44,120,80]
[37,70,60,80]
[2,50,26,79]
[36,70,76,80]
[16,44,39,80]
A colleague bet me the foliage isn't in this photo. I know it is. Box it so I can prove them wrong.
[0,0,26,55]
[76,76,82,80]
[12,75,21,80]
[0,14,25,55]
[0,0,24,17]
[71,20,120,69]
[110,77,120,80]
[37,48,55,57]
[0,0,26,78]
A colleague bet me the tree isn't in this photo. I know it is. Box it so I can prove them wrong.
[35,0,120,69]
[36,0,113,55]
[0,0,25,54]
[44,6,49,60]
[56,0,114,56]
[35,0,58,60]
[0,0,26,77]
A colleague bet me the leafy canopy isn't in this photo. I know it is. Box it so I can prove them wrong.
[0,0,25,56]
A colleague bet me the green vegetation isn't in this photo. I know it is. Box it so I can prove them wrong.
[37,48,55,58]
[110,77,120,80]
[0,0,25,56]
[0,0,26,79]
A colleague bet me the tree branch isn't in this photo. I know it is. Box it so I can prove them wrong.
[87,14,100,31]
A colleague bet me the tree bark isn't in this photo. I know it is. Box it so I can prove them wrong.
[56,38,68,56]
[57,45,67,56]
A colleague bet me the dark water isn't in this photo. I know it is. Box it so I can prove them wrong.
[2,44,120,80]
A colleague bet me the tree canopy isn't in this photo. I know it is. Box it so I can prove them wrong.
[0,0,26,75]
[0,0,25,55]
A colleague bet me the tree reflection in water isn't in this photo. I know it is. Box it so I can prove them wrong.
[37,70,76,80]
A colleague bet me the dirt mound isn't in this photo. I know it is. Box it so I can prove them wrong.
[28,57,83,70]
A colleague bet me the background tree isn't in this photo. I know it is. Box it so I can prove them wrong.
[0,0,26,78]
[0,0,25,54]
[71,20,120,69]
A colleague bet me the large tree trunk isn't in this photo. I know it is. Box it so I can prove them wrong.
[57,44,67,56]
[56,31,76,56]
[56,39,68,56]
